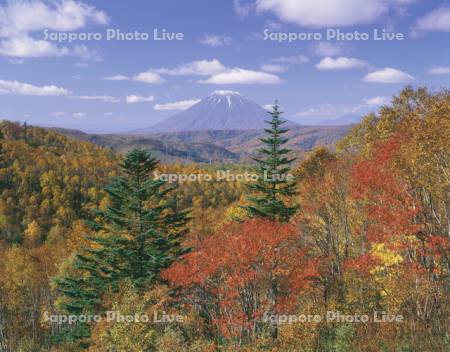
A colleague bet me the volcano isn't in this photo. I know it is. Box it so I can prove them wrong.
[135,90,292,133]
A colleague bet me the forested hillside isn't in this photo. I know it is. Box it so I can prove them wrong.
[0,87,448,351]
[0,121,246,351]
[50,128,242,164]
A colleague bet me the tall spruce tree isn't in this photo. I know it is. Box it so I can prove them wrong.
[243,102,298,222]
[55,148,189,343]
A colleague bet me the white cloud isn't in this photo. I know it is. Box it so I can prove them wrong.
[312,42,345,57]
[263,104,274,110]
[0,35,100,59]
[125,59,230,84]
[272,55,309,64]
[0,79,70,95]
[255,0,411,27]
[73,112,86,118]
[0,36,66,57]
[0,0,108,58]
[153,59,227,76]
[234,0,253,18]
[429,66,450,75]
[199,34,232,47]
[414,6,450,33]
[200,68,282,84]
[364,96,390,106]
[261,64,287,73]
[104,74,129,81]
[128,59,282,85]
[363,67,414,83]
[296,104,339,119]
[72,95,120,103]
[132,71,165,84]
[71,45,101,61]
[52,111,66,117]
[0,0,108,36]
[316,57,367,70]
[295,96,391,120]
[126,95,155,103]
[261,55,309,74]
[154,99,200,111]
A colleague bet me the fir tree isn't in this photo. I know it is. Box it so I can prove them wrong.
[243,102,298,222]
[55,148,189,343]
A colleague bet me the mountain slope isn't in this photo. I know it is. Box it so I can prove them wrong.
[51,125,350,164]
[136,91,294,133]
[50,127,240,163]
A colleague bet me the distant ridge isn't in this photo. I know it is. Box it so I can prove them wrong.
[48,124,350,164]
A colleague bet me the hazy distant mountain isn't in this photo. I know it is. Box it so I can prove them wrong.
[134,90,297,133]
[51,124,350,164]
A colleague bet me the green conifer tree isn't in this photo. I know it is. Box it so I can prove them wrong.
[55,148,189,343]
[243,102,298,222]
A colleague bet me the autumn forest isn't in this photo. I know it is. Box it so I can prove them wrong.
[0,87,449,351]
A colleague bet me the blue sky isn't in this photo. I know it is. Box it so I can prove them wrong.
[0,0,449,133]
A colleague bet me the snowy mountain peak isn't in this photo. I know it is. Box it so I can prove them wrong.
[206,90,245,108]
[137,91,297,133]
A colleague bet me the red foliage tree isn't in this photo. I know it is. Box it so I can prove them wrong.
[162,219,318,341]
[351,135,421,246]
[349,134,448,272]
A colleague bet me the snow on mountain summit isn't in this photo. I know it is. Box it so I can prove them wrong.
[206,90,245,108]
